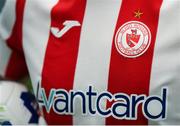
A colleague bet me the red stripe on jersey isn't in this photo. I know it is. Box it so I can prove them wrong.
[5,0,27,80]
[6,0,26,53]
[5,51,27,80]
[41,0,86,125]
[106,0,162,125]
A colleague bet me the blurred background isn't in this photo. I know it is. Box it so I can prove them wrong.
[0,0,5,13]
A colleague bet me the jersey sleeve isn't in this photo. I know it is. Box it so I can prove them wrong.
[0,0,28,80]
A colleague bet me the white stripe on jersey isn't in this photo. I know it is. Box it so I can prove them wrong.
[0,0,15,77]
[0,0,16,39]
[149,0,180,125]
[22,0,58,92]
[73,0,122,125]
[0,39,11,76]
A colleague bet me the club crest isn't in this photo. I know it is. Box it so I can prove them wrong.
[115,21,151,58]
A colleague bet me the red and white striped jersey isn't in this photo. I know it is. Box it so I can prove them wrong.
[0,0,27,80]
[0,0,180,125]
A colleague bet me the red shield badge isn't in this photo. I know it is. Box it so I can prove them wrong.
[126,29,140,48]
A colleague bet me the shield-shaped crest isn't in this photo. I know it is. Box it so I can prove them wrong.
[126,29,140,47]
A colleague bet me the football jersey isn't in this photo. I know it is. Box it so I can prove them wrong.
[0,0,27,80]
[0,0,180,125]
